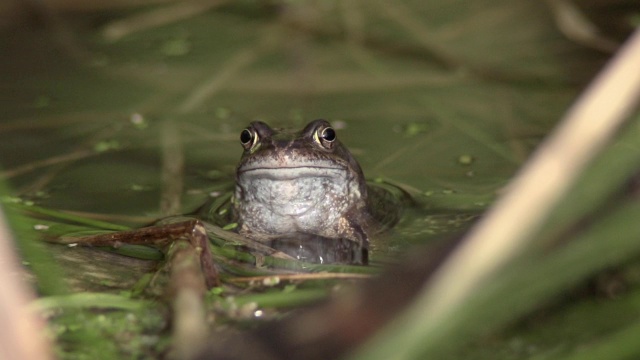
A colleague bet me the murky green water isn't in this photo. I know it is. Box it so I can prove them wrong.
[1,1,618,359]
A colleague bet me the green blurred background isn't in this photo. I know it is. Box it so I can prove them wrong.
[1,1,640,359]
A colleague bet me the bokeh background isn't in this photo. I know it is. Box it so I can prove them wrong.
[1,1,639,359]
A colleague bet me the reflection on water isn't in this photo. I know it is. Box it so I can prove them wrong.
[269,234,368,265]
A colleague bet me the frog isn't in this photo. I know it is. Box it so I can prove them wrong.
[233,119,374,251]
[54,119,400,288]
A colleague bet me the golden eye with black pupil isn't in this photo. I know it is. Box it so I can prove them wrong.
[240,128,257,150]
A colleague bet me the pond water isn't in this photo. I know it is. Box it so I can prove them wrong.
[0,2,604,358]
[1,24,521,264]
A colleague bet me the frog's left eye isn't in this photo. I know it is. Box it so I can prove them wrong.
[240,127,258,150]
[315,125,336,149]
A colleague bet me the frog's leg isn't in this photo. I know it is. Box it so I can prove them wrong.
[57,219,218,289]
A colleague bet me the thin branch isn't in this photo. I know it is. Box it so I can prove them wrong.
[166,239,210,360]
[546,0,619,53]
[0,149,97,179]
[158,120,211,359]
[13,118,124,194]
[103,0,229,42]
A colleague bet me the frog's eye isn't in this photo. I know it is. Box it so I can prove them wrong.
[315,125,336,149]
[240,128,258,150]
[321,127,336,142]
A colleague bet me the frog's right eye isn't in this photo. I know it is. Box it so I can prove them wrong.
[240,129,252,144]
[240,127,258,150]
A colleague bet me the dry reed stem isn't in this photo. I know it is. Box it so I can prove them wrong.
[353,27,640,360]
[0,208,53,360]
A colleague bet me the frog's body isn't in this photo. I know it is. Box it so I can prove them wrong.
[234,119,372,246]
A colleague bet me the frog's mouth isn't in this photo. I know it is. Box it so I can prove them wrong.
[238,165,348,181]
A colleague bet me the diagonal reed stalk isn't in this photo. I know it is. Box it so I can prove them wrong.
[350,27,640,360]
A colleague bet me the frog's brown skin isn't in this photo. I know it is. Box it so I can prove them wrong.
[233,119,372,246]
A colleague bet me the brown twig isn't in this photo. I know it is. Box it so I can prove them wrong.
[158,119,214,359]
[165,238,209,360]
[56,218,219,288]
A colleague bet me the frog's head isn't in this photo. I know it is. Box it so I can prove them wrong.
[234,119,368,240]
[237,119,364,181]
